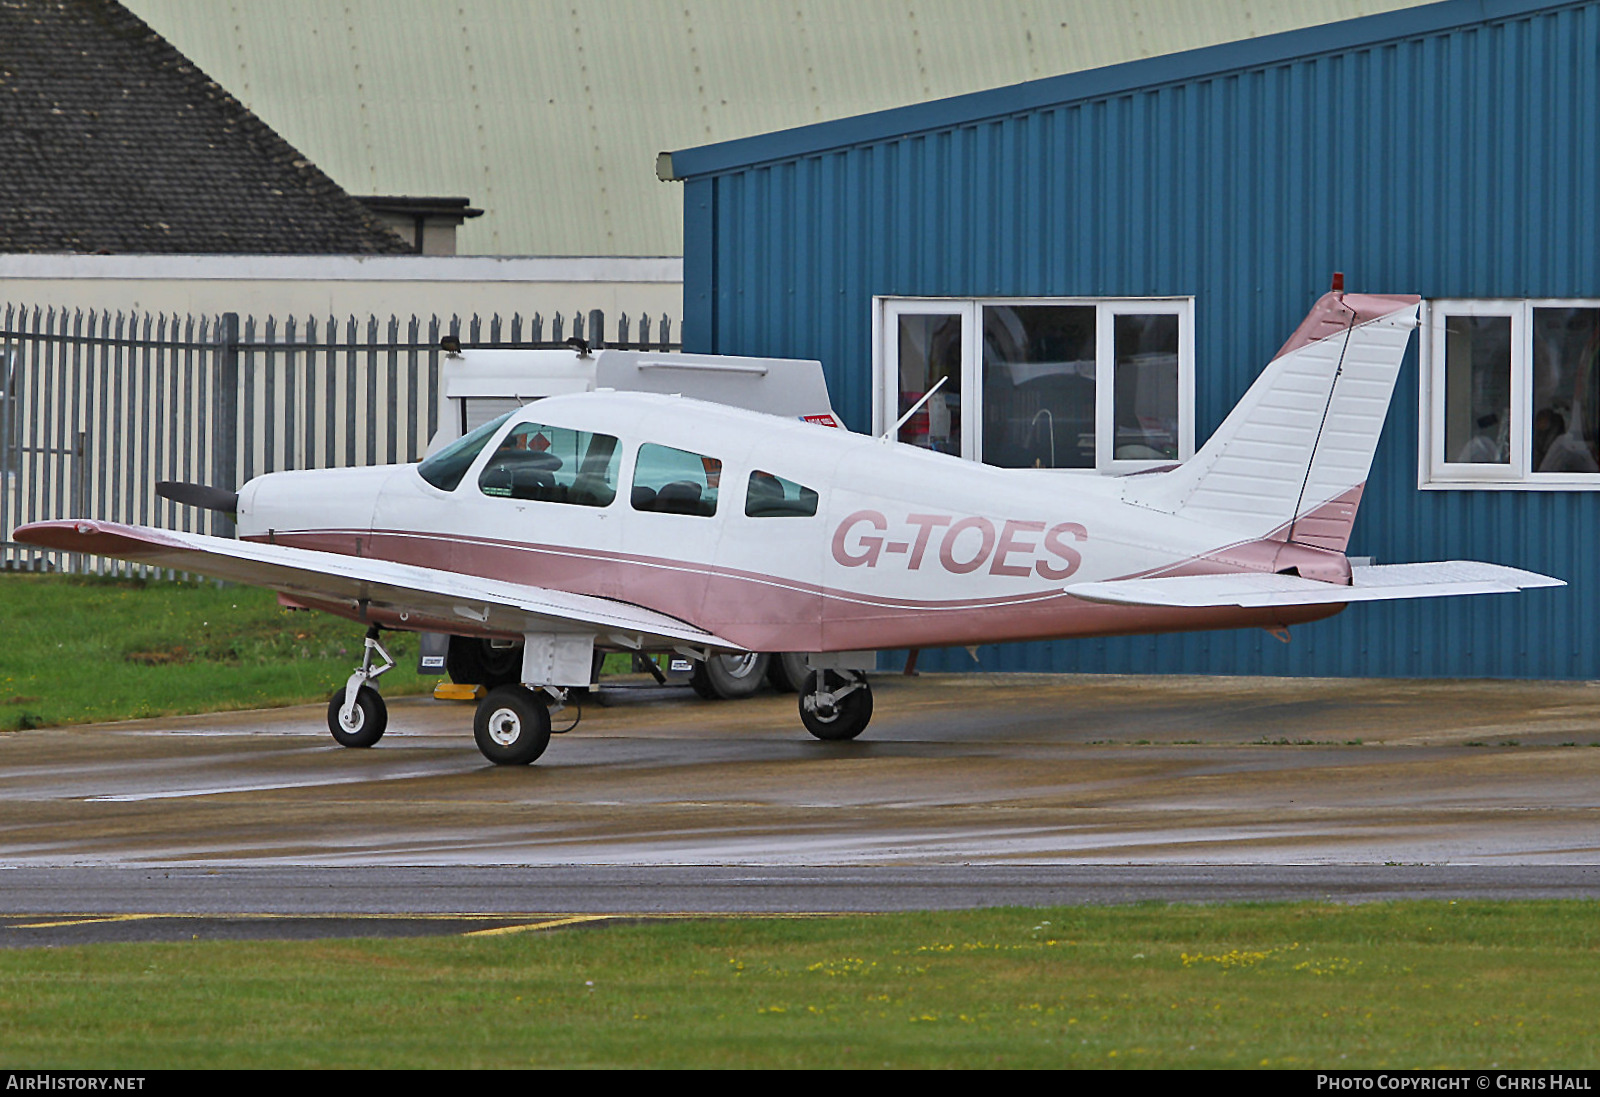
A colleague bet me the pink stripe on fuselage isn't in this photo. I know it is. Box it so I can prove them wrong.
[256,527,1342,652]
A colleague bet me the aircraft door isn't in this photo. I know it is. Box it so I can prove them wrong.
[708,447,831,653]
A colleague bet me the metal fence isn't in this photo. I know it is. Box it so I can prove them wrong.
[0,304,677,573]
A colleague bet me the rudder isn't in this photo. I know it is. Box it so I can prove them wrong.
[1121,287,1419,551]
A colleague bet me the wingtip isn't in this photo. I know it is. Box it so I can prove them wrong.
[12,519,187,555]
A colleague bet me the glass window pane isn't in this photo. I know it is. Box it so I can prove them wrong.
[895,313,962,453]
[1531,308,1600,473]
[981,305,1096,468]
[417,410,514,491]
[477,422,619,506]
[1443,316,1512,464]
[631,443,720,516]
[1113,314,1181,460]
[745,470,818,517]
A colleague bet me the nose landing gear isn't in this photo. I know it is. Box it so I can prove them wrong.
[326,626,395,748]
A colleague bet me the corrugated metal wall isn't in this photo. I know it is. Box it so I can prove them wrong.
[123,0,1425,256]
[676,0,1600,678]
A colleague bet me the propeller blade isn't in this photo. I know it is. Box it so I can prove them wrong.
[156,481,239,514]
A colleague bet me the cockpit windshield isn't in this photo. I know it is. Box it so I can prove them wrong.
[416,411,515,491]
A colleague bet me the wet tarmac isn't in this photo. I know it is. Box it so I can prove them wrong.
[2,673,1599,935]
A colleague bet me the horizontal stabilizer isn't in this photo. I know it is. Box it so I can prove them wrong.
[1067,561,1563,609]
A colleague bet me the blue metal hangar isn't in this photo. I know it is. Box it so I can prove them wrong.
[659,0,1600,680]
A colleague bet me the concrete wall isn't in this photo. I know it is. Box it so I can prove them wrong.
[0,254,682,328]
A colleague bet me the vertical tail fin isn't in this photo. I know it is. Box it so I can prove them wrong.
[1121,289,1420,551]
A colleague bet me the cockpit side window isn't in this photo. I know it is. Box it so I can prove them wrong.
[631,443,720,516]
[745,470,819,517]
[477,422,620,507]
[417,411,514,491]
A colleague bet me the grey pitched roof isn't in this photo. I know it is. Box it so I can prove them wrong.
[0,0,414,254]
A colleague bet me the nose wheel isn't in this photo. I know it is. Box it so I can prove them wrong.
[327,626,395,748]
[326,684,387,747]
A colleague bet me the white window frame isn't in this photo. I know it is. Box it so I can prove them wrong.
[1419,298,1600,490]
[871,296,1195,474]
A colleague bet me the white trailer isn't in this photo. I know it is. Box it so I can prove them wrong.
[429,346,842,449]
[419,344,839,698]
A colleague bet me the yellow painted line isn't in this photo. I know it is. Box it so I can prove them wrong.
[463,915,615,937]
[12,914,168,929]
[8,911,846,933]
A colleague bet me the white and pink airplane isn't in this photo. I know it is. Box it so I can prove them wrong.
[16,284,1561,765]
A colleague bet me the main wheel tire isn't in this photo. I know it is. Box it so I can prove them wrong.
[765,652,812,694]
[326,685,387,748]
[798,670,873,741]
[690,653,771,700]
[446,637,523,689]
[473,685,552,765]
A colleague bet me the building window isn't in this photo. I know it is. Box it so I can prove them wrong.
[873,297,1194,472]
[1421,300,1600,488]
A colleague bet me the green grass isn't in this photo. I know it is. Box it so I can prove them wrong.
[0,573,436,729]
[2,902,1598,1068]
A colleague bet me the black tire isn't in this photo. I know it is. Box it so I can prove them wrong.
[326,685,387,748]
[798,670,873,741]
[765,652,812,694]
[446,636,523,689]
[689,653,771,700]
[473,685,552,765]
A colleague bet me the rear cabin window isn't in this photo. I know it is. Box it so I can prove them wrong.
[745,470,819,517]
[477,422,619,507]
[417,411,514,491]
[631,443,720,516]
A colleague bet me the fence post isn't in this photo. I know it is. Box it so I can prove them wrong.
[214,312,239,538]
[0,331,12,568]
[71,429,87,574]
[589,309,605,349]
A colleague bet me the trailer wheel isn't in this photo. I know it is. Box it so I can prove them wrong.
[765,652,812,693]
[690,653,771,700]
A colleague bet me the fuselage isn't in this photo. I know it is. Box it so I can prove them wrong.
[235,391,1341,652]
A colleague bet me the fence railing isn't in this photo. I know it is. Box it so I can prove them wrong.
[0,304,677,574]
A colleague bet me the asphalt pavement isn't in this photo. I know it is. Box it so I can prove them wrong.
[3,672,1598,943]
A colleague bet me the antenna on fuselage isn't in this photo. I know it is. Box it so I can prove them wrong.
[882,374,949,443]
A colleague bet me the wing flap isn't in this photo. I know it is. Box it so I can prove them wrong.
[14,520,734,648]
[1068,561,1563,608]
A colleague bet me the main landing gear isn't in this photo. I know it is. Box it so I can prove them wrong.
[473,685,553,765]
[798,669,874,741]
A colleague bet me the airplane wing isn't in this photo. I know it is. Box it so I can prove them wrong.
[1066,561,1563,608]
[13,519,737,650]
